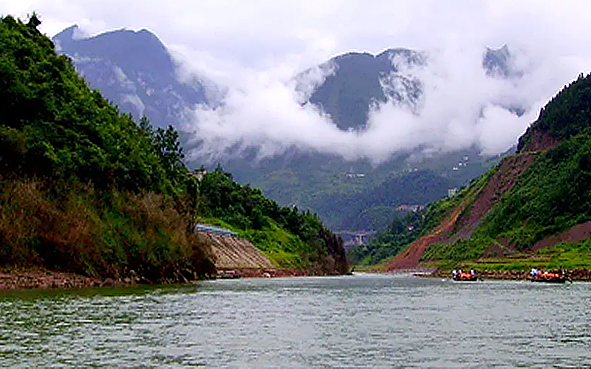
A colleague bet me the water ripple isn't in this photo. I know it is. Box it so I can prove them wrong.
[1,276,591,367]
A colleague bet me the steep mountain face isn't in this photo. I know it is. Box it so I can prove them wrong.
[53,26,207,128]
[302,49,425,131]
[382,73,591,271]
[483,44,521,79]
[300,45,521,131]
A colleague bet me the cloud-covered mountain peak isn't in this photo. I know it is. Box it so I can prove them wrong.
[483,44,522,79]
[299,48,426,131]
[53,26,208,128]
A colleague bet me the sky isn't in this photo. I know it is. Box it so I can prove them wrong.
[2,0,591,163]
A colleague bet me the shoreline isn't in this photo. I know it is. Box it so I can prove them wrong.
[425,268,591,281]
[0,267,346,291]
[5,266,591,291]
[0,269,121,290]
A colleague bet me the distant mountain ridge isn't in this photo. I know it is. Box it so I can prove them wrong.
[53,25,208,128]
[298,45,519,131]
[52,25,515,233]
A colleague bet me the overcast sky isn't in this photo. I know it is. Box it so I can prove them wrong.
[2,0,591,162]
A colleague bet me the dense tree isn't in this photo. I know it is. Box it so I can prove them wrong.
[0,15,349,279]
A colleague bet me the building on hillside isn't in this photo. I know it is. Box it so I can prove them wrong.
[396,204,425,212]
[191,167,208,181]
[195,224,238,237]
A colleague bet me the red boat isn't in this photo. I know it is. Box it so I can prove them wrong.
[452,271,478,281]
[529,269,570,283]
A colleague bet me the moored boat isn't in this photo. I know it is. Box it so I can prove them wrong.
[529,269,570,283]
[452,270,478,281]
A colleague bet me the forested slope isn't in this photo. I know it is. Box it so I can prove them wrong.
[0,15,349,282]
[354,73,591,272]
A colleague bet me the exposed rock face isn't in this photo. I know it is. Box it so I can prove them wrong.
[53,26,208,129]
[201,233,276,269]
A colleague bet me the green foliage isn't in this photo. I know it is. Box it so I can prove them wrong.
[421,238,495,262]
[476,135,591,249]
[538,239,591,269]
[312,169,454,230]
[0,179,214,281]
[519,73,591,151]
[0,15,174,193]
[462,239,591,271]
[198,170,349,273]
[0,14,348,279]
[349,210,424,265]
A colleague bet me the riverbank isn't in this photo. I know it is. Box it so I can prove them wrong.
[0,269,118,290]
[0,267,346,291]
[428,268,591,281]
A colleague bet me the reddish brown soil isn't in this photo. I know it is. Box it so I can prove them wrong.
[385,154,537,271]
[384,204,466,270]
[533,221,591,251]
[520,128,561,153]
[447,154,536,244]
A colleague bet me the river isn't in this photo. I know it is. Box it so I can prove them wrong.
[1,274,590,368]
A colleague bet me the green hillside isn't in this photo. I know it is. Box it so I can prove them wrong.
[355,73,591,273]
[0,15,349,282]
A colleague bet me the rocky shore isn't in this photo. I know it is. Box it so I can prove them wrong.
[429,268,591,281]
[0,267,341,291]
[0,269,120,290]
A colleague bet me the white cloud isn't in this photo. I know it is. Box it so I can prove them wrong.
[2,0,591,162]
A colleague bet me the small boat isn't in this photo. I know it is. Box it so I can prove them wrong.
[529,269,570,283]
[452,270,478,281]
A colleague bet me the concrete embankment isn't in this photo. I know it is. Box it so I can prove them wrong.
[203,233,276,270]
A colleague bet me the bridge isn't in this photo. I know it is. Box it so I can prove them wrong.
[335,231,377,249]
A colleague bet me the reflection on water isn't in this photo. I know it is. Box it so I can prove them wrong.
[1,274,591,367]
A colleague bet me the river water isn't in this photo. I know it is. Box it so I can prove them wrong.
[1,274,590,368]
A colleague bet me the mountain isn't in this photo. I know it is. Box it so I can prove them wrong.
[0,15,349,281]
[299,48,425,131]
[53,25,208,128]
[298,45,521,131]
[483,44,522,79]
[372,73,591,272]
[52,25,514,234]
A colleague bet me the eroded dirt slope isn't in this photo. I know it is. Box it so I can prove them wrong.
[385,153,537,271]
